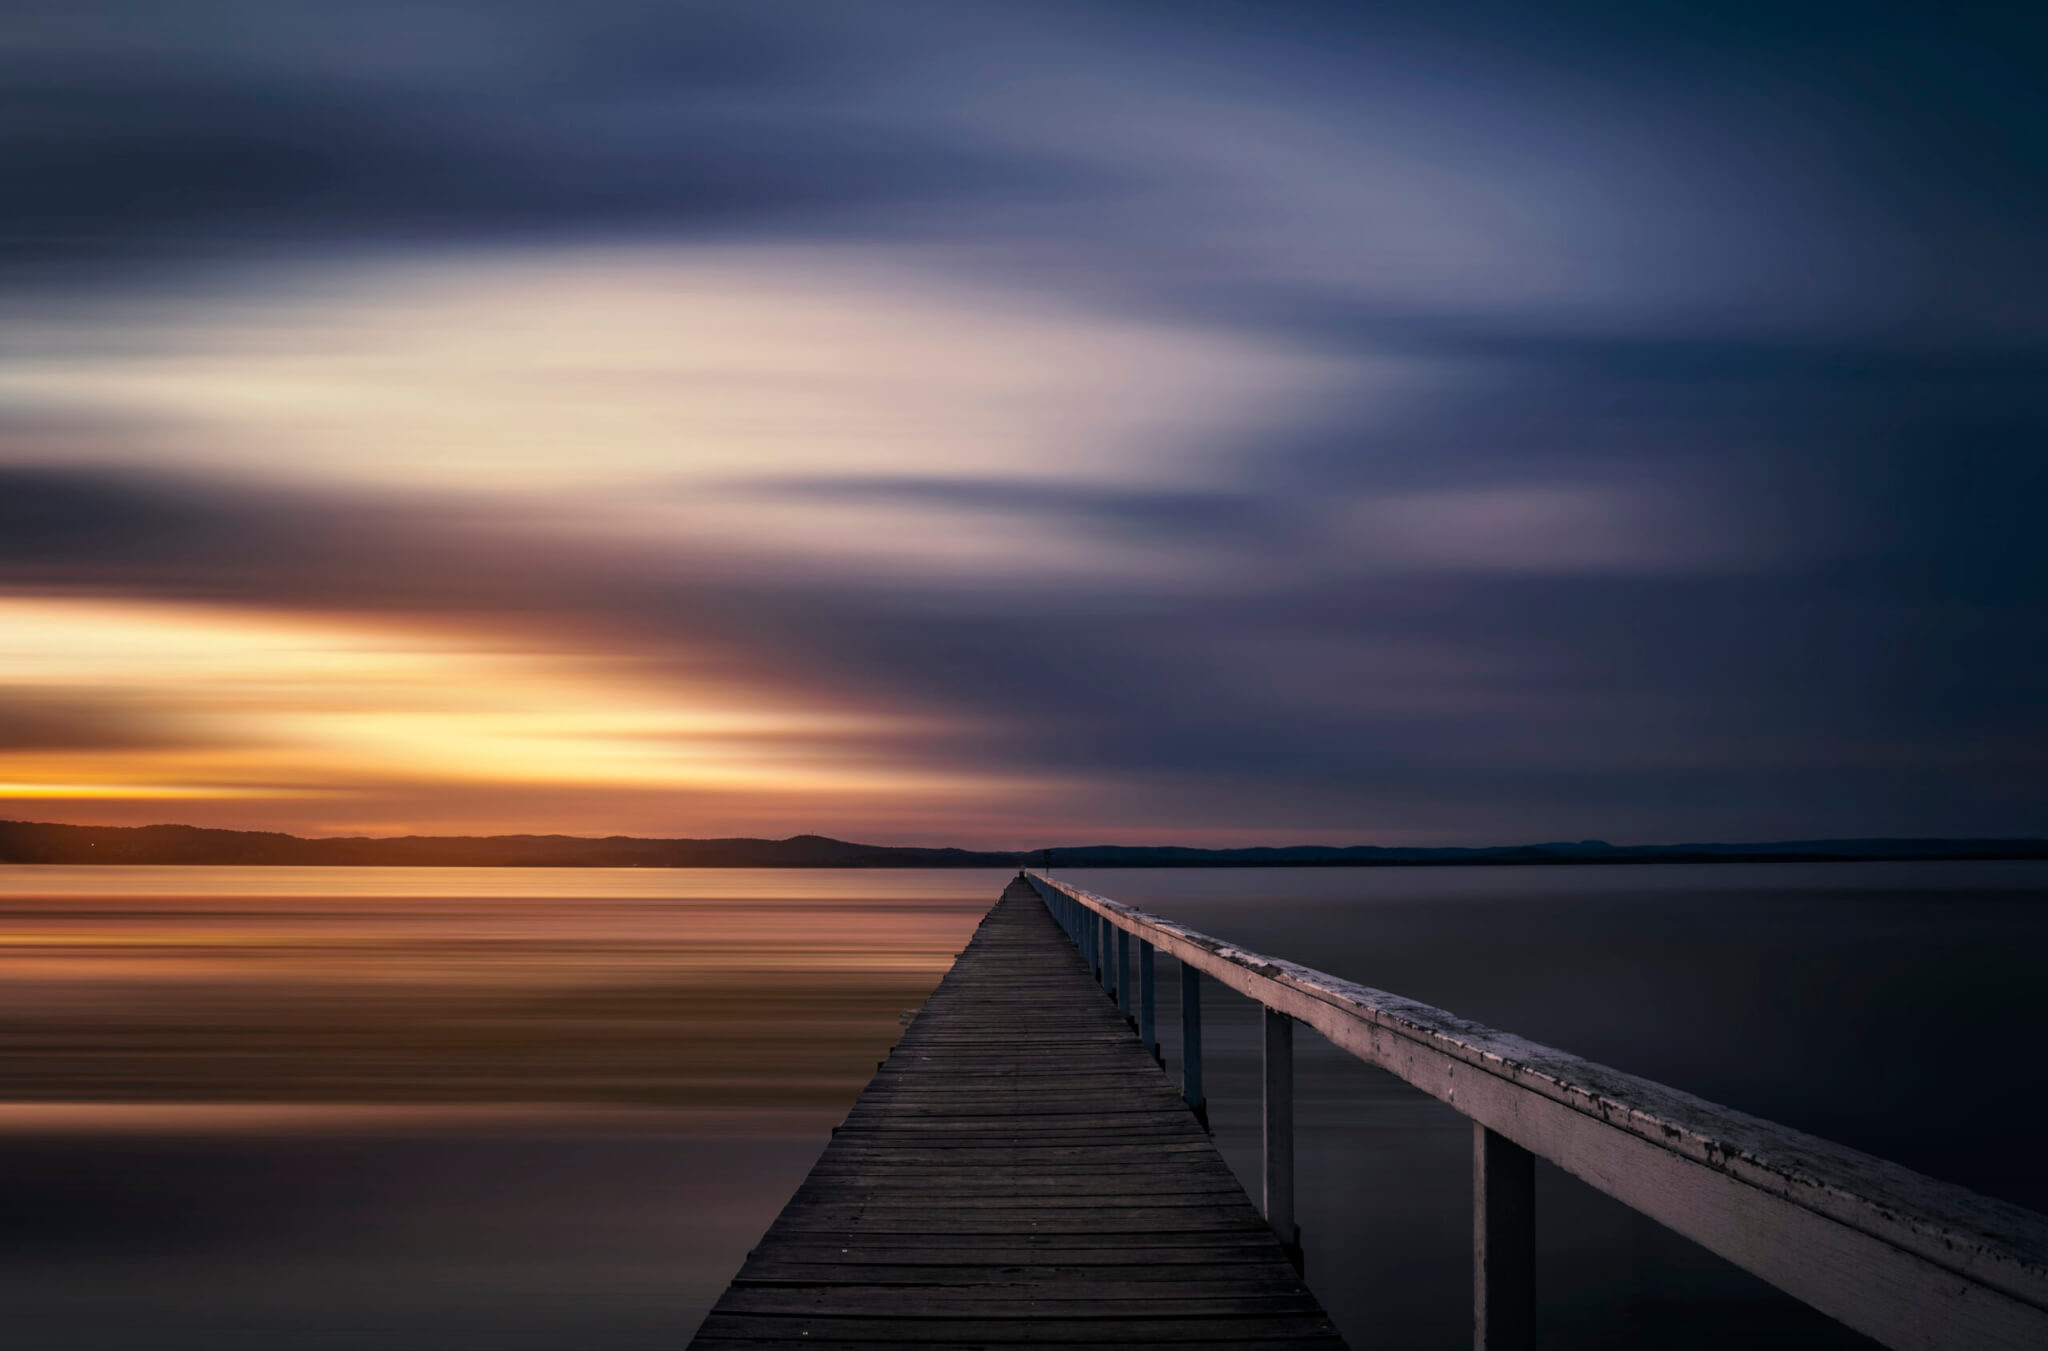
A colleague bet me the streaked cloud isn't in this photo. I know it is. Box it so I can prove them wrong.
[1338,485,1777,576]
[0,244,1345,502]
[0,0,2042,843]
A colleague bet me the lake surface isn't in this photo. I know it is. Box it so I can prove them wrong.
[4,862,2045,1349]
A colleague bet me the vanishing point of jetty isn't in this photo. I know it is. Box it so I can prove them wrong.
[691,874,2048,1348]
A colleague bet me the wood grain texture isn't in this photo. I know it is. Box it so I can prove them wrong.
[688,877,1346,1349]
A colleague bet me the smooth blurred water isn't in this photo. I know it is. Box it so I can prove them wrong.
[0,867,1000,1351]
[3,862,2044,1349]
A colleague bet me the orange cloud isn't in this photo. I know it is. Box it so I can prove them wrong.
[0,597,1052,838]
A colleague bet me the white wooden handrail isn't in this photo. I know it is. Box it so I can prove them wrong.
[1024,871,2048,1351]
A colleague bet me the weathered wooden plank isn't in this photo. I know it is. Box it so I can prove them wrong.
[732,1265,1309,1287]
[762,1212,1276,1236]
[818,1130,1205,1147]
[696,1342,1343,1351]
[688,878,1345,1348]
[787,1185,1249,1206]
[694,1312,1344,1343]
[772,1204,1268,1225]
[813,1143,1223,1164]
[796,1163,1240,1183]
[712,1289,1327,1317]
[787,1186,1249,1205]
[837,1100,1182,1114]
[745,1240,1301,1265]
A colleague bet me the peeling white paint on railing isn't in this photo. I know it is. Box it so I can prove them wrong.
[1026,872,2048,1351]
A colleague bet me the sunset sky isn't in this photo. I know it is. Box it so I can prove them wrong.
[3,1,2044,845]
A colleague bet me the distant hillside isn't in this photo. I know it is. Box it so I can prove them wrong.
[0,821,1012,867]
[1026,838,2048,866]
[2,820,2045,867]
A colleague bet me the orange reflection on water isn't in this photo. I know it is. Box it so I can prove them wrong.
[0,867,1003,1117]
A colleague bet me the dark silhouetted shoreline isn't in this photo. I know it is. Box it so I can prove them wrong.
[2,819,2044,867]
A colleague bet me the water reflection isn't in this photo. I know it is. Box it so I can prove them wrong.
[0,867,997,1112]
[0,867,998,1350]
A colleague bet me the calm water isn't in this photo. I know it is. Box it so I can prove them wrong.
[4,863,2045,1349]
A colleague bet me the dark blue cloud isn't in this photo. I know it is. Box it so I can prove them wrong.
[0,3,1097,274]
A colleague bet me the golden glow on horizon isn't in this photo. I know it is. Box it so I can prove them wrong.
[0,783,288,799]
[0,597,1031,832]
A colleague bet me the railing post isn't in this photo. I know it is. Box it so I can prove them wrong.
[1264,1008,1300,1264]
[1116,927,1132,1022]
[1474,1124,1535,1351]
[1099,916,1114,997]
[1139,939,1157,1061]
[1180,965,1207,1129]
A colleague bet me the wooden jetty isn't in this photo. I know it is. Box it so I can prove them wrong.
[689,876,1342,1347]
[696,872,2048,1350]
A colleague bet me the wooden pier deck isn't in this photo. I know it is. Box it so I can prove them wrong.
[688,876,1345,1348]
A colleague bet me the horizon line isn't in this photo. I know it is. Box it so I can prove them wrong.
[4,817,2045,858]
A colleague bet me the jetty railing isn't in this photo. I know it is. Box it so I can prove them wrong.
[1024,871,2048,1351]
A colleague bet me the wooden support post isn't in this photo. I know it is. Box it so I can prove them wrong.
[1474,1123,1535,1351]
[1116,927,1132,1022]
[1180,965,1207,1129]
[1100,916,1114,998]
[1139,939,1158,1062]
[1264,1008,1300,1263]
